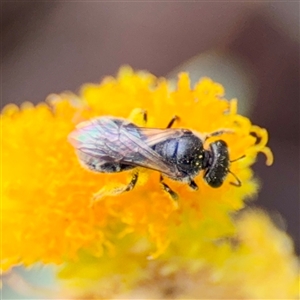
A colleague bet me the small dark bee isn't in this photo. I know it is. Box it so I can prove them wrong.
[68,113,242,200]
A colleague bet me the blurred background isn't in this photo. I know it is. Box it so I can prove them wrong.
[2,2,299,298]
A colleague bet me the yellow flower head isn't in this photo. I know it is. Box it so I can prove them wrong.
[1,67,273,275]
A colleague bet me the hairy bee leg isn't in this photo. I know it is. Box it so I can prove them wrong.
[204,129,234,141]
[159,175,179,201]
[189,180,198,190]
[124,172,139,192]
[161,182,179,203]
[166,115,179,129]
[91,172,139,205]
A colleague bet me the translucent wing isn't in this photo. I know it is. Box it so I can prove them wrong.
[69,117,128,162]
[68,117,185,177]
[132,127,187,146]
[119,124,187,177]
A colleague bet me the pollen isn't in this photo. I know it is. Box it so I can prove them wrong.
[1,67,276,281]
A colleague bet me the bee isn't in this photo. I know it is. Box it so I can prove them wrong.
[68,113,242,200]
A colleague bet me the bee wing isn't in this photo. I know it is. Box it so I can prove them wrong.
[135,127,186,146]
[69,117,185,177]
[119,125,186,177]
[69,117,129,162]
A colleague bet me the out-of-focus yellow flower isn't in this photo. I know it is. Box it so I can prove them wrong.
[2,67,271,269]
[3,66,296,300]
[87,210,297,299]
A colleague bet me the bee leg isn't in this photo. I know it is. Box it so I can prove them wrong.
[204,129,234,141]
[128,108,147,126]
[159,175,179,201]
[188,180,198,190]
[91,172,139,205]
[124,172,139,192]
[166,115,179,128]
[142,110,148,124]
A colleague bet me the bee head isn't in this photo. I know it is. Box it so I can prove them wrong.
[204,140,230,188]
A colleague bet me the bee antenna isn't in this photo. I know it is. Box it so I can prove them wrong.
[230,155,246,163]
[228,169,242,187]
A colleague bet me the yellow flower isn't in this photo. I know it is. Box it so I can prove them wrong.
[83,210,297,299]
[1,67,295,297]
[1,67,273,277]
